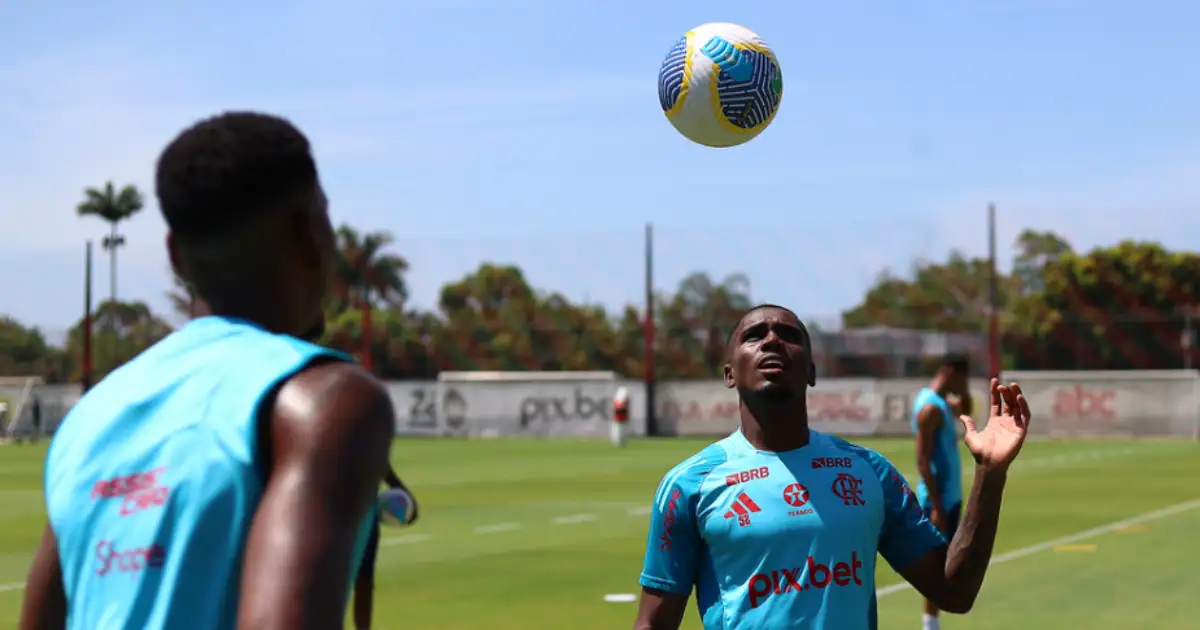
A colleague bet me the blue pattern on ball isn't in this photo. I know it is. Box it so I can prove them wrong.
[699,36,753,82]
[658,36,688,112]
[712,47,782,130]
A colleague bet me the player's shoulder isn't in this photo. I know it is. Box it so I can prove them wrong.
[817,431,899,478]
[271,361,395,448]
[655,439,734,497]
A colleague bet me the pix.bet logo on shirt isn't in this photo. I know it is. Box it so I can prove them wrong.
[747,552,866,608]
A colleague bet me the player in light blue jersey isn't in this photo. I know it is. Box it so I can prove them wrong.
[634,305,1033,630]
[912,354,971,630]
[19,112,395,630]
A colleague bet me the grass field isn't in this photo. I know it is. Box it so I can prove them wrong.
[1,436,1198,629]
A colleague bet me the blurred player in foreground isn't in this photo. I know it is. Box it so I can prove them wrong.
[634,304,1032,630]
[19,112,395,630]
[354,465,419,630]
[913,354,971,630]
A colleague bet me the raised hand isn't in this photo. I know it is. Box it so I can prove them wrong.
[958,378,1032,472]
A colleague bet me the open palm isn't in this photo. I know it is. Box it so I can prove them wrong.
[959,378,1032,471]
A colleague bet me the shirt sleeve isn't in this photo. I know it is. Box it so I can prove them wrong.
[872,452,948,570]
[638,466,703,595]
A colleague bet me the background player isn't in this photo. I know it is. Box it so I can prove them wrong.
[913,354,971,630]
[19,112,394,630]
[354,464,420,630]
[634,304,1032,630]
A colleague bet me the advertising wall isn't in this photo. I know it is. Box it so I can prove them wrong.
[11,372,1198,440]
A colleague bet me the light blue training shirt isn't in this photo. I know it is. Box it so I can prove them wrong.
[910,388,964,511]
[44,316,376,629]
[639,429,946,629]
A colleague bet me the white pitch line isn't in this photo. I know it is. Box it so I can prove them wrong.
[380,533,434,547]
[0,582,22,593]
[553,513,597,525]
[626,506,652,517]
[474,522,521,535]
[875,497,1200,599]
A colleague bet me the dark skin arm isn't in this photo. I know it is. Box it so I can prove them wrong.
[897,380,1030,614]
[896,468,1006,613]
[634,588,689,630]
[18,525,67,630]
[914,404,944,528]
[237,361,395,630]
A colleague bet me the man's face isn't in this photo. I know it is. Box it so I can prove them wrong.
[724,307,815,398]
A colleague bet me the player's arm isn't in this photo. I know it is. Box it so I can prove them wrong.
[875,453,1006,614]
[18,525,67,630]
[897,467,1007,614]
[237,361,395,630]
[914,403,943,515]
[634,474,702,630]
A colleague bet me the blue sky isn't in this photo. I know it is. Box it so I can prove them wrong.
[2,0,1198,337]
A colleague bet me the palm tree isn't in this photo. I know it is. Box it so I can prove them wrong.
[335,225,409,308]
[77,182,145,303]
[334,225,409,371]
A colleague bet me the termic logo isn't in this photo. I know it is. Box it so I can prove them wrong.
[747,552,865,608]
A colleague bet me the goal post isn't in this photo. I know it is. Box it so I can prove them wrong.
[435,371,619,437]
[0,376,44,442]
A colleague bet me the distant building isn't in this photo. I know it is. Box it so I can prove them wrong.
[810,326,987,379]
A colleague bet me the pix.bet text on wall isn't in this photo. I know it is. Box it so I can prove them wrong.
[382,371,1200,439]
[7,371,1199,439]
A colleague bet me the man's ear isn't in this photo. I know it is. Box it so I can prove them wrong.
[723,363,735,389]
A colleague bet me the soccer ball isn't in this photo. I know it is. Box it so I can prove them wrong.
[657,23,784,148]
[378,487,416,527]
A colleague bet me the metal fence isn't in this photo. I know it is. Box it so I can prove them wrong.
[9,371,1197,441]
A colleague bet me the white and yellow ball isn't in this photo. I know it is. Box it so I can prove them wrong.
[657,23,784,148]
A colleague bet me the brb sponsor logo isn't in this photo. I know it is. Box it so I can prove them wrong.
[658,488,683,551]
[726,466,770,486]
[806,391,870,422]
[95,541,167,577]
[1051,385,1116,423]
[747,552,865,608]
[90,467,170,517]
[519,388,608,426]
[811,457,852,470]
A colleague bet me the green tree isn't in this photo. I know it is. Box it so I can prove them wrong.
[0,316,71,382]
[1011,240,1200,369]
[334,225,409,310]
[65,300,172,381]
[841,251,1014,333]
[657,272,754,377]
[76,182,145,304]
[1012,229,1073,295]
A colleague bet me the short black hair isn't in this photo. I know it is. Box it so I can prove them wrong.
[155,111,318,241]
[726,303,808,348]
[941,352,970,374]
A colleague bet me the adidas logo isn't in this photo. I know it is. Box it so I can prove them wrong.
[723,491,761,527]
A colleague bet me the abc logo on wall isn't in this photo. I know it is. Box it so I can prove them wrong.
[657,23,784,148]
